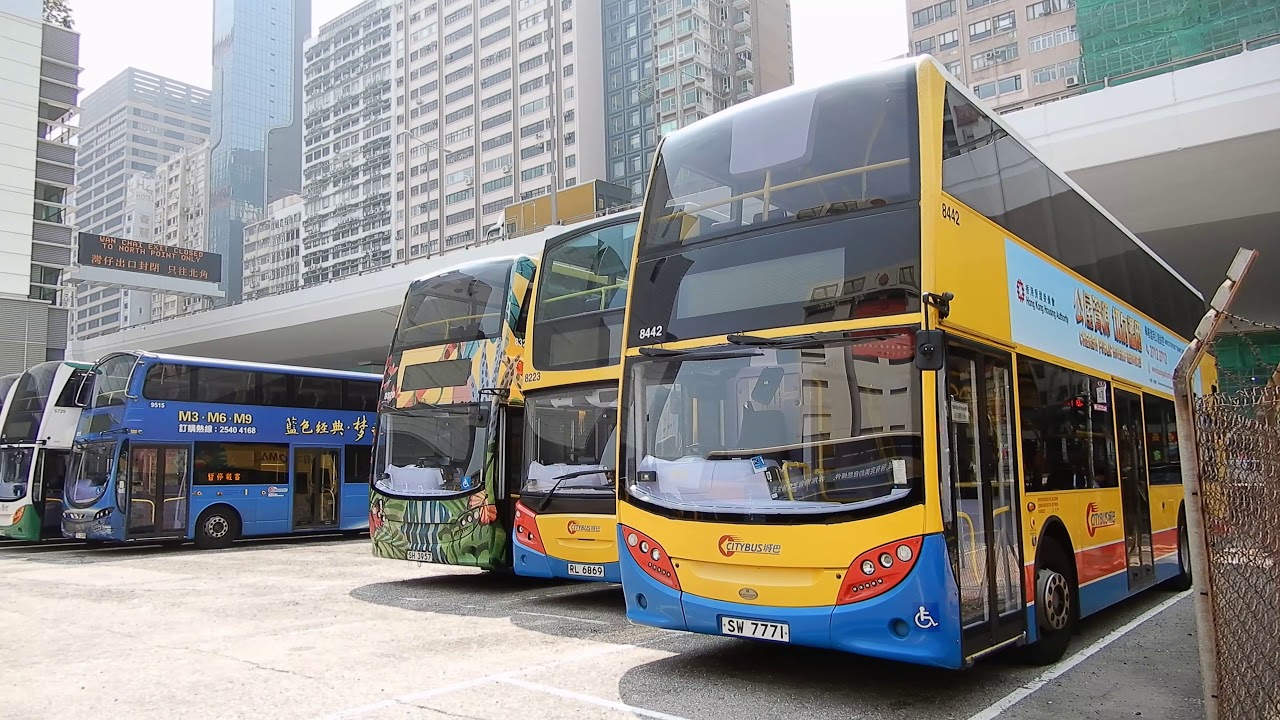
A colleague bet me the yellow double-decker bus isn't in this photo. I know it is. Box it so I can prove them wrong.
[512,209,640,583]
[614,57,1210,668]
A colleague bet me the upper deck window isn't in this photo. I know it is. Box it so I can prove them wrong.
[532,219,638,371]
[92,354,139,409]
[0,362,59,443]
[640,63,919,257]
[394,259,514,352]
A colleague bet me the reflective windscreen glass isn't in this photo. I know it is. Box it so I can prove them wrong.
[0,447,34,501]
[67,441,115,508]
[641,63,918,254]
[623,331,923,516]
[372,406,489,498]
[393,260,513,351]
[522,385,618,496]
[0,362,60,443]
[532,220,637,371]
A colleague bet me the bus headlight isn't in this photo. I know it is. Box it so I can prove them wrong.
[93,508,113,521]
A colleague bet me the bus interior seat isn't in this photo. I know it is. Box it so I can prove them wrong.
[737,407,789,450]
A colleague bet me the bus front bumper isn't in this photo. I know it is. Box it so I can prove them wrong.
[513,535,621,583]
[61,508,117,541]
[618,533,963,669]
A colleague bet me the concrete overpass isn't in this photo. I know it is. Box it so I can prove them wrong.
[72,44,1280,369]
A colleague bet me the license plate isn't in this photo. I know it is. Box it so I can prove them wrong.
[720,616,790,643]
[73,532,86,539]
[567,563,606,578]
[406,549,433,562]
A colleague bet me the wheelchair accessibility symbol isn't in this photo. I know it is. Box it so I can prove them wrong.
[914,604,940,630]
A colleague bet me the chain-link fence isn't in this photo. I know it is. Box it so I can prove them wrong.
[1190,313,1280,720]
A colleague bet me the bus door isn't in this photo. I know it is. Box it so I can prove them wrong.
[292,447,340,531]
[32,449,70,538]
[124,444,189,539]
[942,343,1026,657]
[498,403,524,529]
[1113,386,1155,590]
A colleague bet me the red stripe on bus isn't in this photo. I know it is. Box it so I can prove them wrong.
[1152,526,1179,559]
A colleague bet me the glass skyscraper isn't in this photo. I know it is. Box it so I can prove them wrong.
[209,0,311,304]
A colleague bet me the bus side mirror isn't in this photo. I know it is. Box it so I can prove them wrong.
[915,330,946,372]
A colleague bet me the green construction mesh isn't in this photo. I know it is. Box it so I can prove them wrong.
[1076,0,1280,82]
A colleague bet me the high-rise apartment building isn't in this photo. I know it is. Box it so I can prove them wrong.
[907,0,1081,110]
[301,0,395,288]
[244,194,304,300]
[389,0,608,263]
[150,143,212,322]
[604,0,794,200]
[72,68,211,339]
[0,1,79,373]
[210,0,311,304]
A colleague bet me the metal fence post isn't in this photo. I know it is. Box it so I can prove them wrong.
[1172,247,1258,720]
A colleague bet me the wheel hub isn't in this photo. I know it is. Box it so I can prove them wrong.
[206,517,228,538]
[1037,568,1071,631]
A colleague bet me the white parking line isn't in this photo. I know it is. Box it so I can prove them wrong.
[965,590,1192,720]
[323,640,655,720]
[516,610,610,625]
[500,677,693,720]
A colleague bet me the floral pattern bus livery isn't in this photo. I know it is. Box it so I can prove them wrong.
[370,256,535,569]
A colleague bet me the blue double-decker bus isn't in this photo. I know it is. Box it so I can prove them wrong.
[63,352,381,548]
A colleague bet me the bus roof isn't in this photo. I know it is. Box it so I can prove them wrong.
[540,207,642,247]
[408,253,535,287]
[118,351,381,381]
[656,55,1202,303]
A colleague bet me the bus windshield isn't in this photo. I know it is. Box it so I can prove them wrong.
[640,63,918,255]
[624,332,923,516]
[392,260,513,352]
[0,447,34,501]
[1,362,60,443]
[522,386,617,496]
[373,405,489,497]
[67,441,115,509]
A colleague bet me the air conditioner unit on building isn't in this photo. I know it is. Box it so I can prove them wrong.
[1065,76,1080,87]
[465,177,474,186]
[502,165,512,174]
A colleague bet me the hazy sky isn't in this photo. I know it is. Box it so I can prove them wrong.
[71,0,907,96]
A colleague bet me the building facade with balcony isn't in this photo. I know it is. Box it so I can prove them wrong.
[71,68,211,340]
[0,1,80,373]
[389,0,609,264]
[301,0,395,289]
[907,0,1082,111]
[244,194,304,301]
[149,143,212,322]
[603,0,794,200]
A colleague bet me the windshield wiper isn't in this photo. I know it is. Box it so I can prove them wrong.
[535,468,616,512]
[726,331,896,349]
[638,346,762,360]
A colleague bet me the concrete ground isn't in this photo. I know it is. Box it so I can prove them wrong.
[0,536,1204,720]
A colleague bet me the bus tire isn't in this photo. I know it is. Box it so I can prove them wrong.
[194,507,240,550]
[1164,512,1193,591]
[1023,537,1076,666]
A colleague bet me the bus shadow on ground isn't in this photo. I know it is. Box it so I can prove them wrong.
[617,636,1023,719]
[350,573,630,640]
[0,532,367,565]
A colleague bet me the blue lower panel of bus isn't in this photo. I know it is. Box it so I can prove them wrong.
[512,536,621,583]
[619,532,964,669]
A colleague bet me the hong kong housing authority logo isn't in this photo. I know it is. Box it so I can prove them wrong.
[718,535,782,557]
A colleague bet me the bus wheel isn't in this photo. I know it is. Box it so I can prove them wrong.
[1164,515,1193,591]
[1024,539,1076,665]
[195,507,240,550]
